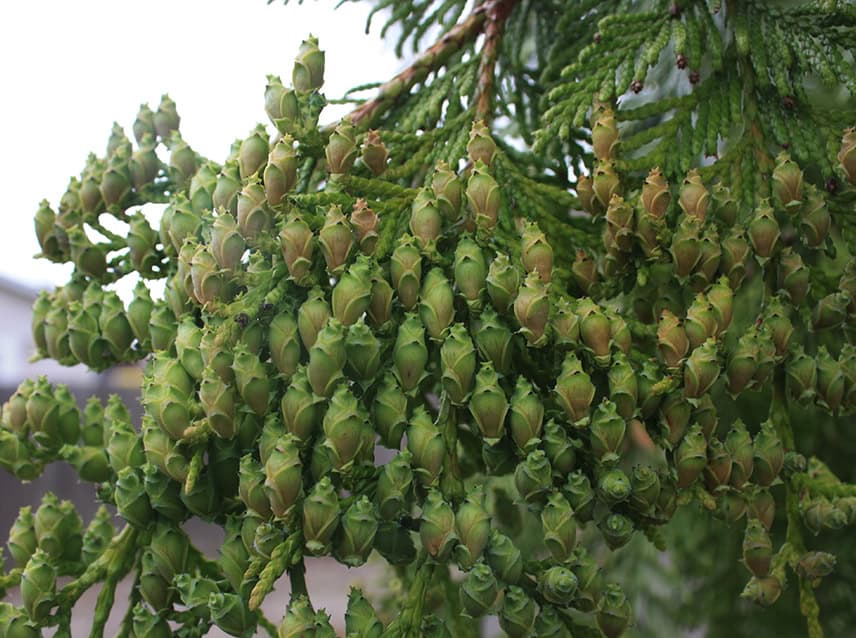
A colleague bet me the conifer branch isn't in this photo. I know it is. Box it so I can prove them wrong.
[346,2,492,129]
[474,0,519,122]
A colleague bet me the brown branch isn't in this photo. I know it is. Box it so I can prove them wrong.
[475,0,518,122]
[343,4,491,130]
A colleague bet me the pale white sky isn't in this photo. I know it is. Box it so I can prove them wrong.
[0,0,404,290]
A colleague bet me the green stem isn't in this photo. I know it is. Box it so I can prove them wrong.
[439,396,465,503]
[58,525,137,607]
[289,556,309,603]
[771,368,823,638]
[256,612,279,638]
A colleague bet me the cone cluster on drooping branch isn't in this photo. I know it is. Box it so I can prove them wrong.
[3,15,856,638]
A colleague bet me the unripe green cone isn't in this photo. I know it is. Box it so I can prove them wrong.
[743,518,772,577]
[772,151,804,211]
[753,421,784,486]
[149,303,177,352]
[210,592,254,637]
[513,271,550,347]
[629,465,661,514]
[322,384,372,472]
[787,345,817,403]
[486,529,523,584]
[376,451,413,520]
[817,346,845,412]
[279,595,316,638]
[349,199,379,255]
[303,476,340,556]
[454,486,490,569]
[208,215,245,277]
[675,425,707,488]
[238,125,269,179]
[470,363,508,444]
[727,329,760,396]
[326,120,357,174]
[454,236,487,308]
[211,161,241,217]
[777,248,810,304]
[20,549,56,623]
[219,517,250,592]
[605,194,635,254]
[318,206,353,276]
[725,419,754,488]
[508,377,544,452]
[543,420,577,476]
[592,161,620,210]
[419,267,454,341]
[486,252,521,313]
[264,435,302,518]
[797,551,837,581]
[813,291,850,331]
[498,585,537,638]
[420,489,456,560]
[332,257,372,326]
[590,400,626,464]
[460,562,499,617]
[409,189,442,254]
[143,464,188,522]
[678,169,710,221]
[554,352,596,425]
[534,605,573,638]
[115,466,155,528]
[298,288,331,350]
[407,406,444,486]
[747,201,781,261]
[685,294,717,350]
[7,507,37,567]
[239,454,272,519]
[344,318,382,381]
[371,372,407,448]
[684,338,720,399]
[106,408,144,473]
[598,467,632,507]
[466,161,501,235]
[175,317,204,380]
[539,566,579,605]
[237,178,271,240]
[800,186,831,248]
[280,214,315,285]
[657,309,690,368]
[608,353,638,419]
[741,575,783,607]
[334,496,378,567]
[578,298,611,366]
[367,274,393,328]
[432,161,463,221]
[563,470,595,523]
[670,215,702,278]
[390,235,422,310]
[440,324,476,405]
[597,583,632,638]
[514,449,552,504]
[541,491,577,561]
[345,588,383,638]
[232,345,270,416]
[34,493,82,562]
[307,318,346,397]
[704,437,733,490]
[474,308,513,374]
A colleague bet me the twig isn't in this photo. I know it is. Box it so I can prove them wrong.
[341,3,494,130]
[475,0,519,122]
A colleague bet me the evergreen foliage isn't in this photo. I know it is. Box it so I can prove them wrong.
[2,0,856,636]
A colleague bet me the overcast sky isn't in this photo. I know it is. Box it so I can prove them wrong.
[0,0,404,291]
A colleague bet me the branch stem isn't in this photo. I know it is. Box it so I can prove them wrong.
[771,368,823,638]
[343,2,494,130]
